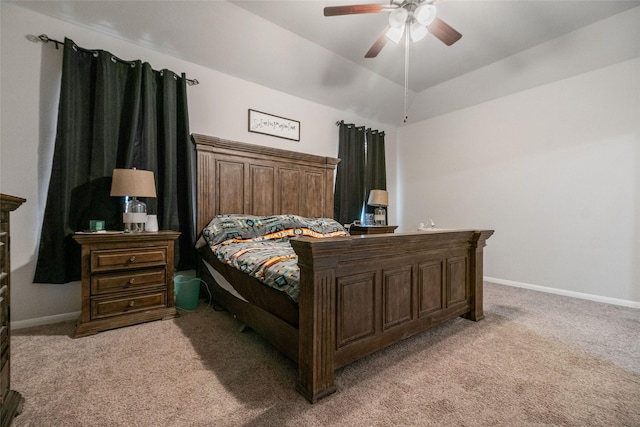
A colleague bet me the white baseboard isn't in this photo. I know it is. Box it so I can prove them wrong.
[11,311,81,330]
[485,277,640,309]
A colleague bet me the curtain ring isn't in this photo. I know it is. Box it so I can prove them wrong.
[130,62,135,68]
[72,44,78,52]
[111,56,117,63]
[93,51,98,58]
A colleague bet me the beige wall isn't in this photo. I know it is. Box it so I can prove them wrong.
[399,57,640,305]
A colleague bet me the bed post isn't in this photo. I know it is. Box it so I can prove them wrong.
[463,230,494,321]
[293,238,342,403]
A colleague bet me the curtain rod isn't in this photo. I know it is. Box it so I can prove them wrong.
[335,121,384,134]
[27,34,200,86]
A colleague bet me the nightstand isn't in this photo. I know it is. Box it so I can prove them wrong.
[73,231,180,338]
[349,224,398,235]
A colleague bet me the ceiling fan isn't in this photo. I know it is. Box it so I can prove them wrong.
[324,0,462,58]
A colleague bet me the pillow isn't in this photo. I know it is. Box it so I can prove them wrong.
[297,216,349,238]
[200,214,347,247]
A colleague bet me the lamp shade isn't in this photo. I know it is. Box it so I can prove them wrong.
[414,4,437,26]
[410,21,429,42]
[368,189,389,207]
[388,7,408,28]
[110,168,157,198]
[385,25,405,44]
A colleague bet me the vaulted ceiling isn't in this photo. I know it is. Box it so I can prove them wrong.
[11,0,640,125]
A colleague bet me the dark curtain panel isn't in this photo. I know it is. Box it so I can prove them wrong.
[334,123,366,225]
[364,128,387,214]
[34,38,195,284]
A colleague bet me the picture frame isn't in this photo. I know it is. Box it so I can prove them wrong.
[248,109,300,141]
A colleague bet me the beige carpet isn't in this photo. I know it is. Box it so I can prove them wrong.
[10,283,640,426]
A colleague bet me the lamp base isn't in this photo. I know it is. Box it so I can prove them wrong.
[374,206,386,225]
[123,197,147,233]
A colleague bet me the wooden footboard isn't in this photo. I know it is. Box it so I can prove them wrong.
[192,133,493,403]
[292,229,493,402]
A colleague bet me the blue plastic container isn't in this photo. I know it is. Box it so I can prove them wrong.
[174,274,200,310]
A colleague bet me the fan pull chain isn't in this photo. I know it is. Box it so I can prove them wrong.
[403,28,410,124]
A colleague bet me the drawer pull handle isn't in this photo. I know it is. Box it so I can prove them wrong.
[128,278,135,285]
[129,256,136,263]
[128,301,135,307]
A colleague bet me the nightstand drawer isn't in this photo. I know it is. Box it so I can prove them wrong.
[1,355,8,398]
[1,326,7,365]
[1,327,7,367]
[0,286,6,326]
[0,242,5,271]
[91,290,168,319]
[91,268,166,295]
[349,225,398,235]
[91,247,167,272]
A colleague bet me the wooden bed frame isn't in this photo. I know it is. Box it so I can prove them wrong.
[192,133,493,403]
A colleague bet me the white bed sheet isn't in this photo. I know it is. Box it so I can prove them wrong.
[202,259,249,303]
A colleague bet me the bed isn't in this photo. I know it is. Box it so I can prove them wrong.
[192,133,493,403]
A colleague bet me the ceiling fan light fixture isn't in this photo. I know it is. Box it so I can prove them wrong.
[409,21,428,42]
[388,7,408,28]
[414,4,436,26]
[385,25,404,44]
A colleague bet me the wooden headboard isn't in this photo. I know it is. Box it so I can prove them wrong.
[192,134,340,233]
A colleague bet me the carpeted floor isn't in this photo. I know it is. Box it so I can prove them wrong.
[9,282,640,426]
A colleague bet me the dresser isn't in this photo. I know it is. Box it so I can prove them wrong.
[1,194,26,427]
[73,231,180,338]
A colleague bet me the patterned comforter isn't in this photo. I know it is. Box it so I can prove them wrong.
[200,215,348,302]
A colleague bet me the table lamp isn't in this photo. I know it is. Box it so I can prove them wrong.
[110,168,157,232]
[367,189,388,225]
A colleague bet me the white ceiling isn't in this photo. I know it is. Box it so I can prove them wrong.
[10,0,640,125]
[233,0,639,91]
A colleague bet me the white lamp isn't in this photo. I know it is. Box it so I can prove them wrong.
[368,190,389,225]
[388,7,408,28]
[386,8,408,43]
[386,26,404,44]
[110,168,157,232]
[414,4,437,27]
[410,21,429,42]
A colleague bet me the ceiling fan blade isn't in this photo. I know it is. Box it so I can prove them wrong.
[324,4,396,17]
[428,17,462,46]
[365,26,390,58]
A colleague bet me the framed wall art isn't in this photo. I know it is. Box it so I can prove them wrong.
[248,109,300,141]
